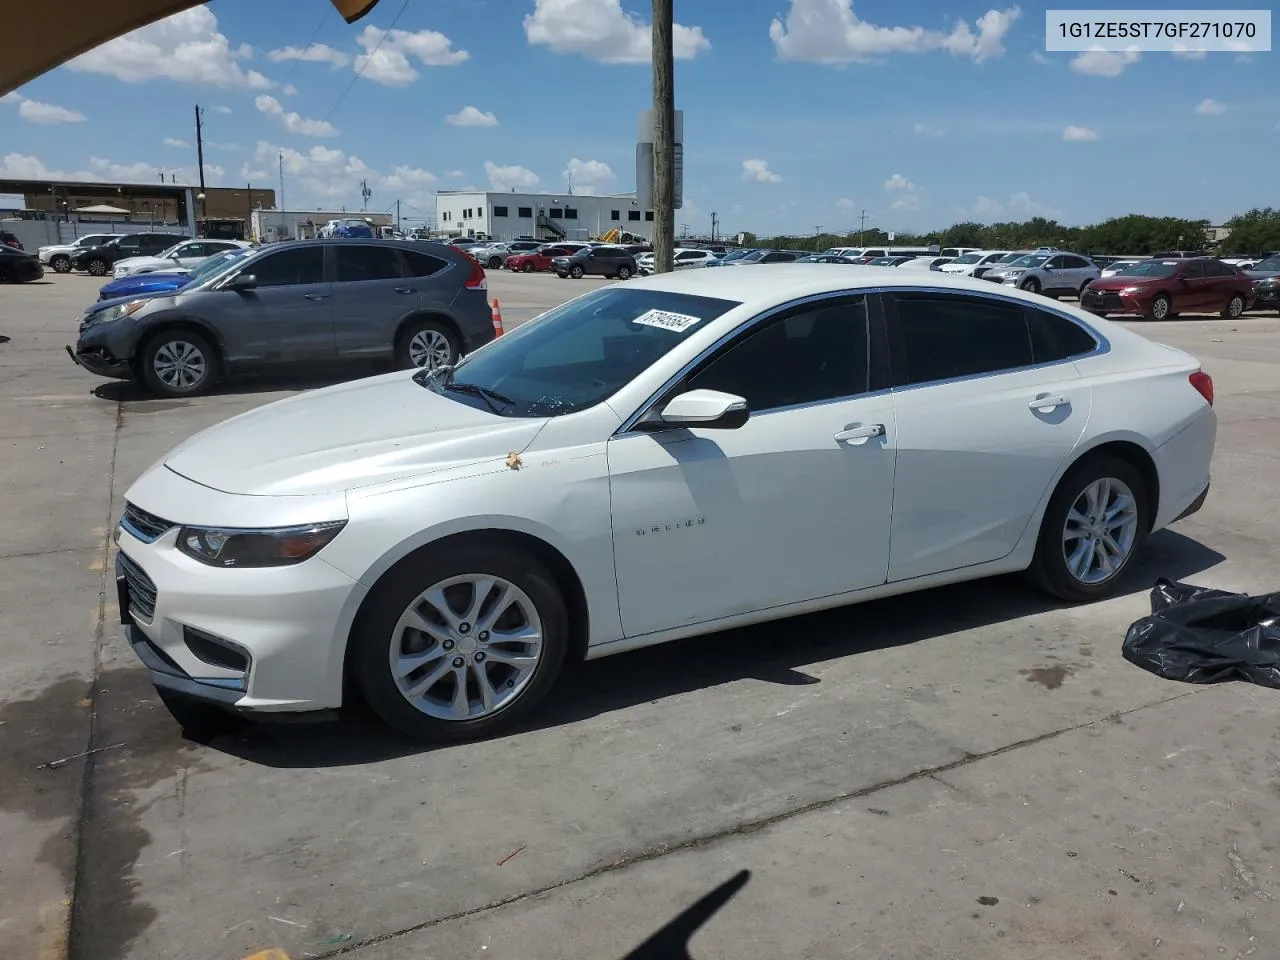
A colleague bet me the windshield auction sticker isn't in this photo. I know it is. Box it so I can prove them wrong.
[633,309,703,332]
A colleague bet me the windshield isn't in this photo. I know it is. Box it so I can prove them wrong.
[1253,256,1280,272]
[185,249,254,287]
[423,286,740,418]
[952,253,983,264]
[156,241,189,258]
[739,250,768,262]
[1117,260,1179,278]
[1008,255,1049,268]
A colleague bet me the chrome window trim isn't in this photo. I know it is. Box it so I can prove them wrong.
[611,285,1109,437]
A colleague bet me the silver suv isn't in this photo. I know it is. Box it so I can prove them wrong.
[983,250,1100,299]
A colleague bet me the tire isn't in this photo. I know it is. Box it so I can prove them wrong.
[1021,277,1041,295]
[556,271,568,279]
[138,329,219,398]
[1027,454,1150,602]
[395,318,458,372]
[1222,294,1245,320]
[350,540,570,742]
[1145,294,1171,321]
[487,256,503,269]
[51,255,71,274]
[86,258,109,277]
[569,265,584,279]
[616,265,633,280]
[522,263,535,273]
[1078,280,1092,299]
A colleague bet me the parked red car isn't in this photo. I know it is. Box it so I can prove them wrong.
[1081,257,1254,321]
[505,245,574,273]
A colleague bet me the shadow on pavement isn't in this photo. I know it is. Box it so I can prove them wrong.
[205,528,1224,769]
[91,364,383,403]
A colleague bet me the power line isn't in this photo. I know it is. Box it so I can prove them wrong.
[277,5,333,90]
[321,0,413,124]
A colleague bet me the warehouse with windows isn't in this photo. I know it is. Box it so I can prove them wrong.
[434,190,654,242]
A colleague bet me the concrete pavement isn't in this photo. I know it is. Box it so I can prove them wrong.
[1,270,1278,960]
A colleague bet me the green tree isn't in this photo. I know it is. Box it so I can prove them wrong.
[1219,208,1280,255]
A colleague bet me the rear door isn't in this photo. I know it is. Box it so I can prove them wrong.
[883,291,1091,581]
[204,245,333,362]
[329,243,415,357]
[1174,260,1209,312]
[1201,259,1239,311]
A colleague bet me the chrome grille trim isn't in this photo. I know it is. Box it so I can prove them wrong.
[121,502,174,544]
[118,552,158,622]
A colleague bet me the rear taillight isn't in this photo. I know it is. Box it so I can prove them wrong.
[1189,371,1214,406]
[463,254,487,291]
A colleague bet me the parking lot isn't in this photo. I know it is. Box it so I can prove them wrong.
[3,270,1280,960]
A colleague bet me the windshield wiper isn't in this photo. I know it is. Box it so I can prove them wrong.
[444,380,516,414]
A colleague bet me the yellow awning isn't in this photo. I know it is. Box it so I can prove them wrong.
[3,0,381,95]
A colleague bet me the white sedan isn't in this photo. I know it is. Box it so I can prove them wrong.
[113,238,251,278]
[637,248,718,275]
[115,267,1216,741]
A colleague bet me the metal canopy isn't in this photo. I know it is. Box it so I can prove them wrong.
[2,0,382,94]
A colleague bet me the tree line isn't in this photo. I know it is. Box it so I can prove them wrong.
[743,208,1280,257]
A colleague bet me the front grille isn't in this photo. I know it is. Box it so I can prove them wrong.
[1083,291,1124,311]
[121,502,174,543]
[118,552,158,622]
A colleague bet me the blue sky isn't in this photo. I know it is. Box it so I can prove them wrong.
[1,0,1275,236]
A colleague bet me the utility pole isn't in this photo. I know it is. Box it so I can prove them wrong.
[651,0,675,273]
[814,225,823,250]
[396,199,401,232]
[710,211,718,243]
[278,151,286,213]
[360,178,371,211]
[857,210,871,246]
[194,105,207,223]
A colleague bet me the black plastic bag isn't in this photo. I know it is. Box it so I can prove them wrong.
[1122,579,1280,688]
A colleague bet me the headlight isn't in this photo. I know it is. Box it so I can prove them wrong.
[1119,286,1143,296]
[83,299,150,327]
[177,520,347,568]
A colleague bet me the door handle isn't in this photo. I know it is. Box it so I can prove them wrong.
[394,286,417,294]
[1029,394,1070,412]
[303,293,328,301]
[834,424,885,444]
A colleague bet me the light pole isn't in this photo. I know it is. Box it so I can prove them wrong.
[651,0,675,273]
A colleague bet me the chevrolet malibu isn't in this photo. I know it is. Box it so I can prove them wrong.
[116,267,1217,741]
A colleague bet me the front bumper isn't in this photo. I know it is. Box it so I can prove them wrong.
[66,343,132,378]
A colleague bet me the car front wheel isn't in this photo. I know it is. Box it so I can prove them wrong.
[1145,294,1171,321]
[1028,454,1150,602]
[351,540,569,742]
[87,258,109,276]
[569,265,584,279]
[51,255,72,273]
[139,330,219,398]
[1021,277,1041,294]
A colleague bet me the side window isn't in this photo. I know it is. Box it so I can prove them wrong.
[1182,261,1206,279]
[248,247,326,287]
[335,245,405,283]
[1045,256,1066,269]
[209,242,238,254]
[1027,307,1099,362]
[493,206,509,217]
[684,298,869,412]
[401,249,448,277]
[611,210,621,221]
[893,295,1033,385]
[1066,256,1091,269]
[117,236,141,250]
[644,211,655,222]
[564,207,578,220]
[549,208,563,219]
[1203,260,1233,278]
[517,206,533,218]
[628,210,641,222]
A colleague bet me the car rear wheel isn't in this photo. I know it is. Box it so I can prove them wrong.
[616,265,633,280]
[569,265,584,279]
[1021,277,1041,294]
[87,258,109,277]
[1028,454,1150,602]
[139,330,218,398]
[1078,279,1092,298]
[396,318,458,372]
[351,541,569,741]
[1222,294,1245,319]
[487,256,503,269]
[51,255,72,273]
[1145,294,1171,321]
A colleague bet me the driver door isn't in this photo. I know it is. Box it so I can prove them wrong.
[607,295,896,638]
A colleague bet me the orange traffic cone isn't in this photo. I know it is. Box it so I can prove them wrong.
[491,299,505,337]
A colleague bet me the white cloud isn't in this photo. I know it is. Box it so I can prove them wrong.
[524,0,710,63]
[0,91,20,104]
[213,105,233,114]
[912,123,943,137]
[1069,46,1140,77]
[742,159,783,183]
[1194,98,1226,115]
[1235,54,1252,64]
[66,7,274,89]
[1172,45,1206,60]
[883,173,923,211]
[1030,50,1051,65]
[1062,124,1098,141]
[163,137,190,148]
[240,163,270,181]
[769,0,1020,64]
[884,173,914,191]
[255,94,339,137]
[354,25,468,85]
[969,190,1061,221]
[384,165,438,188]
[564,157,616,194]
[268,43,350,68]
[446,170,466,179]
[12,98,86,125]
[282,83,298,96]
[209,141,244,151]
[0,152,224,186]
[484,161,540,191]
[446,105,499,127]
[836,197,857,211]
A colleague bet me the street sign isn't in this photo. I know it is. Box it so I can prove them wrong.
[636,109,683,210]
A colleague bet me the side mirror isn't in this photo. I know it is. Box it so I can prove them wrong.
[225,273,258,292]
[654,389,749,430]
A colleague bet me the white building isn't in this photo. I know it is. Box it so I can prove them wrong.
[434,190,654,243]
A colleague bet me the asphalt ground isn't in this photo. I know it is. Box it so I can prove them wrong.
[2,269,1278,960]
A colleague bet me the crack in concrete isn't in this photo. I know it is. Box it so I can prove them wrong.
[330,687,1203,957]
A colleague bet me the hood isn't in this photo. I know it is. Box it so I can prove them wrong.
[98,272,190,298]
[1088,275,1163,292]
[163,370,549,497]
[115,255,160,268]
[1245,269,1280,281]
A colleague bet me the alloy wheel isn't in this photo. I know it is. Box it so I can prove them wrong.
[151,340,207,391]
[1061,477,1139,585]
[1151,296,1170,320]
[1227,296,1244,318]
[389,574,544,721]
[52,258,71,273]
[407,329,452,370]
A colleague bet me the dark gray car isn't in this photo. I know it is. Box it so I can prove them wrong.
[68,239,494,398]
[551,246,636,279]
